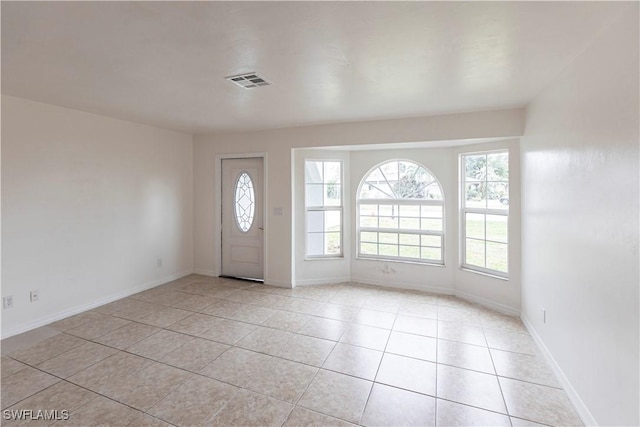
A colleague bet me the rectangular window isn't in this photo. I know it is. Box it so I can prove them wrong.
[461,151,509,276]
[358,201,444,264]
[305,160,343,257]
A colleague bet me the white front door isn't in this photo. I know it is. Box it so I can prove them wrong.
[221,158,264,280]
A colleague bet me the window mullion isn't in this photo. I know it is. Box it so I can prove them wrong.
[360,227,441,236]
[483,212,488,268]
[359,199,442,206]
[307,206,342,212]
[464,207,507,216]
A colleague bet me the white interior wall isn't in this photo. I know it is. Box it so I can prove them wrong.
[1,95,194,338]
[193,108,525,287]
[521,7,639,426]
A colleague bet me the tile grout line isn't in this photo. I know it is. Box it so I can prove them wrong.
[289,316,340,413]
[3,324,242,424]
[358,301,402,426]
[3,333,88,371]
[62,343,294,426]
[3,276,562,426]
[6,299,552,399]
[483,319,513,427]
[435,299,440,426]
[44,320,559,406]
[0,360,172,426]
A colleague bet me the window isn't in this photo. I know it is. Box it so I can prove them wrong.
[461,151,509,276]
[357,160,444,264]
[305,160,342,257]
[234,172,255,232]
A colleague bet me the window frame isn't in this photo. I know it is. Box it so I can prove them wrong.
[460,149,509,278]
[356,159,445,266]
[304,159,344,259]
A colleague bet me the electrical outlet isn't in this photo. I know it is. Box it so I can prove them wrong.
[3,296,14,309]
[30,290,40,302]
[382,264,396,274]
[157,258,163,268]
[542,308,546,324]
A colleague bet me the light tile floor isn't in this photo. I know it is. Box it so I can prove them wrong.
[1,275,583,426]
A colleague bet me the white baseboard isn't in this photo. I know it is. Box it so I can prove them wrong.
[455,289,520,316]
[263,278,292,289]
[521,313,597,426]
[192,268,218,277]
[349,277,520,316]
[350,276,454,295]
[294,276,351,287]
[193,269,291,289]
[1,270,193,339]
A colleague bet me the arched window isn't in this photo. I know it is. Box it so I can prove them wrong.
[357,160,444,264]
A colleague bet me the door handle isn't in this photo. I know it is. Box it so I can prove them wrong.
[258,227,264,230]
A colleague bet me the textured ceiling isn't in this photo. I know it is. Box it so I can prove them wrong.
[1,1,626,133]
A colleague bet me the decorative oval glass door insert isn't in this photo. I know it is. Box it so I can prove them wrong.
[234,172,255,232]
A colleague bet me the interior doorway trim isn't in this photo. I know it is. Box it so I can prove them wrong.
[214,152,268,282]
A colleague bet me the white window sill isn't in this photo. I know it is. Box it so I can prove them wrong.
[459,266,509,281]
[355,256,445,268]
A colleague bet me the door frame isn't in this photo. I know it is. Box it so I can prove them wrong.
[215,153,268,281]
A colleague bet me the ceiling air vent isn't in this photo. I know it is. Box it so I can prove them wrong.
[225,72,271,89]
